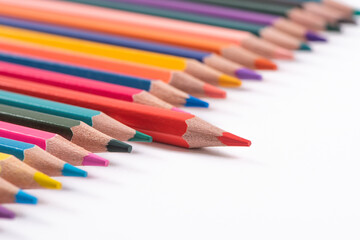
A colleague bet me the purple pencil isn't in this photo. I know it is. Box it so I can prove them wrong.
[0,205,15,219]
[116,0,326,42]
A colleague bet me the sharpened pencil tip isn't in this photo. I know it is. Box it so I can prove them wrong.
[34,172,62,189]
[185,96,209,108]
[218,132,252,147]
[107,139,132,153]
[299,43,312,51]
[172,107,187,113]
[62,163,88,177]
[274,48,294,60]
[15,190,38,204]
[203,83,227,98]
[218,74,242,87]
[255,58,278,70]
[129,131,153,142]
[355,10,360,15]
[235,68,262,80]
[305,31,327,42]
[83,153,109,167]
[326,24,341,32]
[0,207,15,219]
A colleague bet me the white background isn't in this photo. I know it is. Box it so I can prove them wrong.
[1,1,360,239]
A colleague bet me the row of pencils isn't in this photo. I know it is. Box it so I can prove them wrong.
[0,0,358,219]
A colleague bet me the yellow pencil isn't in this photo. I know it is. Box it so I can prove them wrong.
[0,25,241,87]
[0,153,62,189]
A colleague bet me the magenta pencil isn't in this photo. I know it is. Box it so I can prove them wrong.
[0,61,183,110]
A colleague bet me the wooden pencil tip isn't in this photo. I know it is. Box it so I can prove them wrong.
[129,131,153,142]
[255,58,278,70]
[218,132,252,147]
[218,74,242,87]
[34,172,62,190]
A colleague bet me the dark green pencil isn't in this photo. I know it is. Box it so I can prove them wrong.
[0,103,132,153]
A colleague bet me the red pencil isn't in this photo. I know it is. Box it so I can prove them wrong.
[0,75,251,148]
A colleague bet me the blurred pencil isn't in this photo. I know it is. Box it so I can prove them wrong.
[0,16,260,82]
[0,0,291,62]
[0,177,38,204]
[0,88,151,143]
[0,103,132,153]
[0,153,62,189]
[0,76,251,148]
[0,205,15,219]
[0,121,109,167]
[0,38,227,98]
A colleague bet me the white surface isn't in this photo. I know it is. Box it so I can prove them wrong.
[1,2,360,239]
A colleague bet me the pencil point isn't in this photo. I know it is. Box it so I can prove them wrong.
[34,172,62,189]
[203,84,227,98]
[299,43,312,51]
[255,58,278,70]
[326,24,341,32]
[236,69,262,80]
[218,132,252,147]
[218,74,242,87]
[15,190,38,204]
[107,139,132,152]
[305,31,327,42]
[83,153,109,166]
[172,107,187,113]
[129,131,153,142]
[62,163,88,177]
[274,48,294,60]
[185,96,209,108]
[354,10,360,15]
[0,207,15,219]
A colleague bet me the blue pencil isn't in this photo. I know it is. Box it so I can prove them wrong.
[0,136,87,177]
[0,51,208,108]
[0,177,38,204]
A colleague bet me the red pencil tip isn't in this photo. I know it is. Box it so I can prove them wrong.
[203,83,227,98]
[255,58,278,70]
[218,132,252,147]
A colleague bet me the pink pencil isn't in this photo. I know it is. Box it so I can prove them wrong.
[0,120,109,166]
[0,61,183,110]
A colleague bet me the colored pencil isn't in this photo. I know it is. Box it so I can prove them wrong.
[320,0,360,17]
[77,0,311,50]
[0,153,62,189]
[0,76,251,148]
[0,16,261,82]
[118,0,326,42]
[184,0,339,31]
[0,82,151,143]
[0,177,38,204]
[0,51,209,108]
[0,121,109,167]
[0,25,242,87]
[0,102,132,153]
[0,0,293,63]
[0,205,15,219]
[0,137,88,177]
[0,38,227,98]
[0,61,186,111]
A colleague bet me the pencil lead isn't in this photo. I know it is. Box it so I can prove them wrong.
[107,139,132,153]
[172,107,187,113]
[305,31,327,42]
[218,74,242,87]
[129,131,153,142]
[185,96,209,108]
[274,48,294,60]
[0,207,15,219]
[326,24,341,32]
[83,153,109,167]
[299,43,312,51]
[354,10,360,15]
[62,163,88,177]
[34,172,62,189]
[235,69,262,80]
[218,132,252,147]
[255,58,278,70]
[15,190,38,204]
[203,84,227,98]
